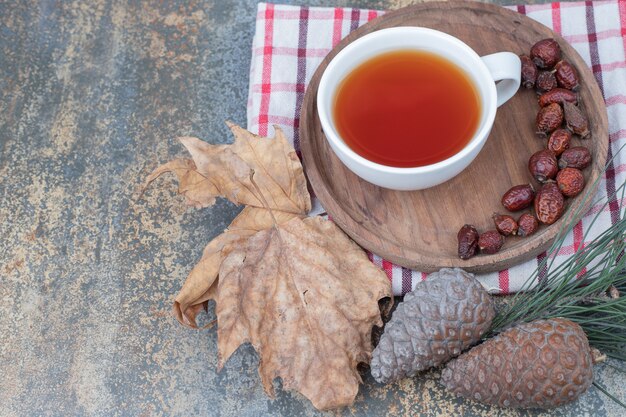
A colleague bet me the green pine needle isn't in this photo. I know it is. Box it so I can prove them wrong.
[593,381,626,409]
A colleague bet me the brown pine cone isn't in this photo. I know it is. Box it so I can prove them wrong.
[370,268,495,384]
[441,318,593,409]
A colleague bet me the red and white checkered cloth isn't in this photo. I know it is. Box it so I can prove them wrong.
[246,1,626,295]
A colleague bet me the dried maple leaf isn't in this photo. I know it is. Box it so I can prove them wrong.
[145,122,311,213]
[217,216,391,410]
[144,123,312,325]
[173,206,301,327]
[144,158,219,209]
[144,123,391,410]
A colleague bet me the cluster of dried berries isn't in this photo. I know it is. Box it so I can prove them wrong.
[457,39,593,260]
[523,39,589,136]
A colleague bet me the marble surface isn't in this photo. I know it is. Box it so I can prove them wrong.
[1,0,624,416]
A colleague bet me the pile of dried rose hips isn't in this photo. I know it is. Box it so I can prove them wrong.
[458,38,592,259]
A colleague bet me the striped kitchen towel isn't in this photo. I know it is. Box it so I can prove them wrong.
[246,1,626,295]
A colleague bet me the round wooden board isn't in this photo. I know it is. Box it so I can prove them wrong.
[299,1,608,273]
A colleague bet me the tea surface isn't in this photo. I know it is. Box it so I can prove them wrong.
[333,50,481,167]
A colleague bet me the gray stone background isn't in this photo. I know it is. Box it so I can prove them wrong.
[1,0,624,416]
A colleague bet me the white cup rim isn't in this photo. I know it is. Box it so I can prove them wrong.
[317,27,498,174]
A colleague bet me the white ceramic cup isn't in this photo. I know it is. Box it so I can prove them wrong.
[317,27,521,190]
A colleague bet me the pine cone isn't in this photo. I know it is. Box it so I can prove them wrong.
[441,318,594,409]
[370,268,495,384]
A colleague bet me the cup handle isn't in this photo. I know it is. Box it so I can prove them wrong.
[480,52,521,107]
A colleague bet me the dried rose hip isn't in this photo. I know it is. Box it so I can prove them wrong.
[555,60,580,90]
[531,38,561,69]
[538,88,578,107]
[536,70,558,93]
[547,129,571,156]
[529,149,558,183]
[536,102,564,138]
[478,230,505,254]
[559,146,592,169]
[563,101,590,138]
[502,184,535,211]
[534,182,565,225]
[458,224,479,260]
[557,167,585,197]
[517,213,539,237]
[493,213,518,236]
[520,55,538,89]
